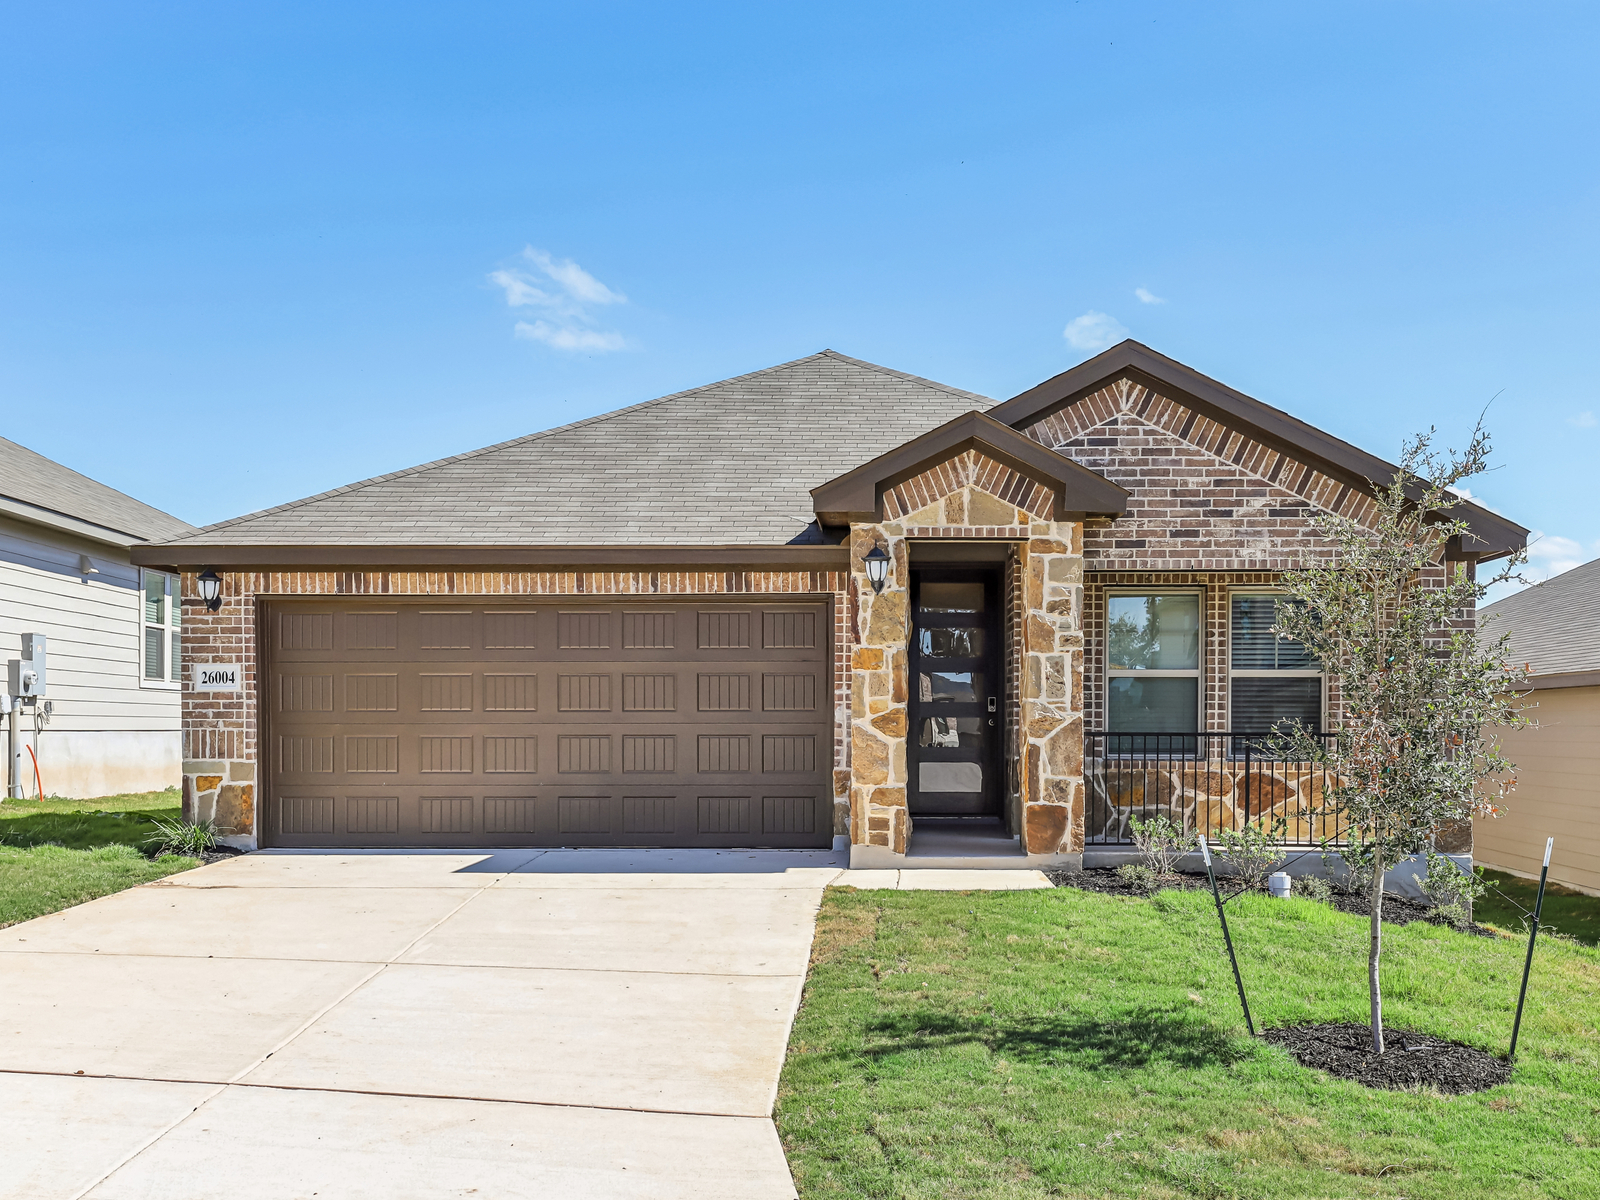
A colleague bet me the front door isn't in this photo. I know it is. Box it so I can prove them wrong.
[907,567,1002,818]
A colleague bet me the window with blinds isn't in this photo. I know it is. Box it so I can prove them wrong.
[1229,594,1321,732]
[141,570,181,687]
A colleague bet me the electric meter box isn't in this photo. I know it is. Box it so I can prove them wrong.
[8,633,46,698]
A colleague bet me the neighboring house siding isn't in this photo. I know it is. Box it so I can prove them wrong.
[0,515,181,796]
[1475,685,1600,895]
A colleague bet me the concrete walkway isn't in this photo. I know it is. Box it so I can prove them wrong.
[0,849,1049,1199]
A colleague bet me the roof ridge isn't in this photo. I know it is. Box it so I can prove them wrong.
[184,349,849,541]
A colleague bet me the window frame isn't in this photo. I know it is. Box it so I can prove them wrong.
[139,568,182,691]
[1226,587,1324,732]
[1103,587,1204,733]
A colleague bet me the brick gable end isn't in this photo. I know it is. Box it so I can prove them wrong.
[1021,378,1380,571]
[881,449,1056,523]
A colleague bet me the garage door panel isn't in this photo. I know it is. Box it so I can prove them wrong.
[266,599,832,848]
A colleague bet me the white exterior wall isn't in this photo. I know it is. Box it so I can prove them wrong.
[0,515,180,798]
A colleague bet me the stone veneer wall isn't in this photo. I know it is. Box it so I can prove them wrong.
[846,448,1088,857]
[178,568,851,846]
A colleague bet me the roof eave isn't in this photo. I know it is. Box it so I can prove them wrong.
[0,493,144,549]
[128,543,852,571]
[810,409,1129,526]
[988,340,1529,560]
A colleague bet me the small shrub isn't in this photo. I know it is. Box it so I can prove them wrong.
[1128,814,1191,876]
[1292,874,1334,903]
[1422,850,1489,929]
[1322,838,1378,895]
[143,818,217,858]
[1115,863,1159,893]
[1214,824,1284,892]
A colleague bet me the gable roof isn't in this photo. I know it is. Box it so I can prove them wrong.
[811,409,1128,524]
[1480,557,1600,683]
[0,436,198,547]
[988,340,1528,561]
[141,351,994,562]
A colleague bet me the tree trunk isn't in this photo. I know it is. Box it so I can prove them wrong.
[1368,841,1386,1054]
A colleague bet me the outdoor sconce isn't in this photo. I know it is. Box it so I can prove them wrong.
[197,567,224,613]
[863,544,890,594]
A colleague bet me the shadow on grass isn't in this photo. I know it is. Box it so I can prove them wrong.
[0,810,171,851]
[856,1005,1249,1070]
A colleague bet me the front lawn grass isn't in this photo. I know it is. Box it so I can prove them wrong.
[778,885,1600,1199]
[1478,868,1600,947]
[0,788,197,927]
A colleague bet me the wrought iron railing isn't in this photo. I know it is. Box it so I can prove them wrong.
[1084,731,1343,846]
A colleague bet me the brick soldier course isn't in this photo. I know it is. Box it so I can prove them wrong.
[137,341,1526,865]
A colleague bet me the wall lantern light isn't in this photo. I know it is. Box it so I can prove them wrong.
[197,567,224,613]
[863,545,890,594]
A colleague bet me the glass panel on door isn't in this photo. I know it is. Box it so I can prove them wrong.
[908,567,1001,818]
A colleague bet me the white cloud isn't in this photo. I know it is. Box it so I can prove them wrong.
[515,321,627,352]
[1523,531,1591,582]
[1482,530,1600,606]
[522,249,625,306]
[490,246,628,352]
[1134,287,1165,305]
[1568,410,1597,428]
[1063,311,1129,351]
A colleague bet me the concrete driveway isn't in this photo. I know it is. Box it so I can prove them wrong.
[0,848,1049,1199]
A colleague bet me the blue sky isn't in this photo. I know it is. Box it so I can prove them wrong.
[3,2,1595,599]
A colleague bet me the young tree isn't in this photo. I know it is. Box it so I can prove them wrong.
[1271,425,1530,1054]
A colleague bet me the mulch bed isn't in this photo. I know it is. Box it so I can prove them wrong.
[1262,1022,1511,1094]
[1045,867,1208,897]
[1045,867,1496,936]
[144,844,246,866]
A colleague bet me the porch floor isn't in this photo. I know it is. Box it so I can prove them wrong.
[906,818,1025,860]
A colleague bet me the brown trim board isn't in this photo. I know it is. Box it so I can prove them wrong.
[131,543,851,570]
[1518,669,1600,692]
[811,409,1128,524]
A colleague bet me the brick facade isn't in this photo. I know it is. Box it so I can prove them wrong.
[175,370,1482,858]
[1022,376,1377,572]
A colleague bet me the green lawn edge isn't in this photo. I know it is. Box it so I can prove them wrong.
[0,788,200,928]
[777,884,1600,1199]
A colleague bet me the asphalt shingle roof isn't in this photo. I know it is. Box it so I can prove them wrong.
[1480,557,1600,677]
[0,436,199,543]
[164,351,995,547]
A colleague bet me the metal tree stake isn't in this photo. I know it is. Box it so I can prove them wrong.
[1199,835,1254,1036]
[1509,836,1554,1063]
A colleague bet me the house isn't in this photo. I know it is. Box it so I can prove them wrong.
[130,342,1526,865]
[1477,559,1600,895]
[1,436,200,798]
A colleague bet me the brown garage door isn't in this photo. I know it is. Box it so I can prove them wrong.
[263,598,833,848]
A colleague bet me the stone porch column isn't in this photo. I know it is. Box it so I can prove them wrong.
[847,524,911,853]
